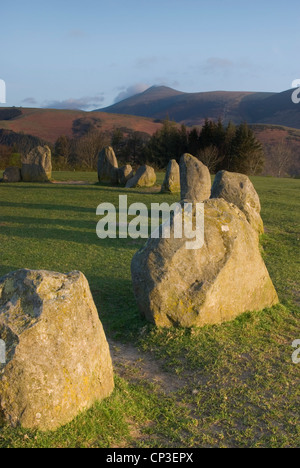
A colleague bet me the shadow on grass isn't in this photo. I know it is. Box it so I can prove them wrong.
[0,183,129,193]
[1,183,167,197]
[0,222,146,250]
[88,275,147,340]
[1,215,97,230]
[0,201,96,214]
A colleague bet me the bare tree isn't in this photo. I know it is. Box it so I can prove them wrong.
[196,145,221,173]
[265,141,294,177]
[72,131,109,170]
[247,149,266,176]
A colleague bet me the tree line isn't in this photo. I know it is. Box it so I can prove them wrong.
[1,118,296,177]
[51,119,265,175]
[144,118,265,175]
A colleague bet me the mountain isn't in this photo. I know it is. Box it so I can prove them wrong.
[97,86,300,129]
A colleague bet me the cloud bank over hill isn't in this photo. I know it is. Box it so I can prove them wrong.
[43,95,105,111]
[113,84,151,103]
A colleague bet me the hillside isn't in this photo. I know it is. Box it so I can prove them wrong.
[0,105,299,176]
[98,86,300,129]
[0,107,162,144]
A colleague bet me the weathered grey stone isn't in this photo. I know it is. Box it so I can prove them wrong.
[180,153,211,202]
[0,269,114,431]
[131,198,278,328]
[126,165,156,188]
[161,160,180,193]
[21,146,52,182]
[211,170,264,235]
[118,165,134,186]
[97,146,118,184]
[3,167,21,183]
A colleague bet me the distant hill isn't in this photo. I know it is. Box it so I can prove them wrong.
[0,107,162,144]
[97,85,300,129]
[0,102,299,176]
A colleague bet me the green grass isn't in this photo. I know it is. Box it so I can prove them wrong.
[0,172,299,448]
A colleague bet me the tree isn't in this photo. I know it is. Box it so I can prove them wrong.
[111,129,125,157]
[264,141,294,177]
[214,118,226,149]
[0,144,13,169]
[120,131,150,166]
[146,119,187,168]
[179,124,189,153]
[54,135,71,169]
[230,122,265,175]
[220,121,236,171]
[198,119,216,149]
[71,131,109,170]
[188,127,200,155]
[196,145,220,173]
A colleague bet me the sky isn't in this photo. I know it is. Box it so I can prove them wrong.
[1,0,300,110]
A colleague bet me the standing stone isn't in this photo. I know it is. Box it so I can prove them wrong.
[180,153,211,202]
[118,165,134,186]
[211,170,264,235]
[3,167,21,183]
[125,165,156,188]
[0,269,114,431]
[21,146,52,182]
[97,146,118,184]
[131,198,278,328]
[161,160,180,193]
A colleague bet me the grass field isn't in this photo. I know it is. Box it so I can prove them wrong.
[0,172,299,448]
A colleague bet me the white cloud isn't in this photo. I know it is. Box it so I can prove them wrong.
[43,95,105,111]
[22,97,38,105]
[114,83,150,103]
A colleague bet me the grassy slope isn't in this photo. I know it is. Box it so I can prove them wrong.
[1,107,300,176]
[0,173,299,448]
[0,108,162,143]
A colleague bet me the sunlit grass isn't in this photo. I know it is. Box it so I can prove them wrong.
[0,172,299,447]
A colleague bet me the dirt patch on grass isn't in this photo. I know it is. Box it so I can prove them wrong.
[108,339,186,394]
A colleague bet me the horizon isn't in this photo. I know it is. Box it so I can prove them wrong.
[0,85,293,113]
[1,1,300,111]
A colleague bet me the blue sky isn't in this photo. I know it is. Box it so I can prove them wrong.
[1,0,299,110]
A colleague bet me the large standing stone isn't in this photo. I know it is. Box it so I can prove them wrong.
[161,160,180,193]
[21,146,52,182]
[180,153,211,202]
[211,170,264,235]
[126,165,156,188]
[118,165,134,186]
[3,167,21,183]
[0,269,114,431]
[97,146,118,184]
[131,198,278,328]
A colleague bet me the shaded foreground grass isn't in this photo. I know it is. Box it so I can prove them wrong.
[0,172,299,448]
